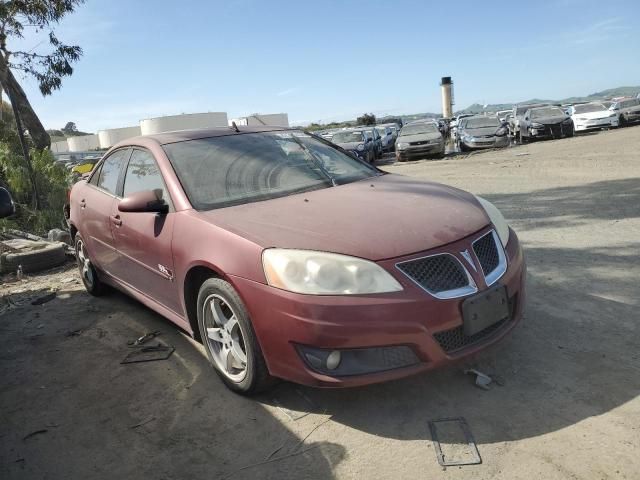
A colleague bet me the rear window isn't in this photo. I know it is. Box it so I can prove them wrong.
[163,131,378,210]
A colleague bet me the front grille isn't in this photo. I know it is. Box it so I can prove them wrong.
[433,294,517,353]
[410,140,429,146]
[473,231,500,276]
[397,254,469,295]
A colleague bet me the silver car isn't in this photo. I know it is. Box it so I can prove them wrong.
[610,98,640,126]
[457,116,509,151]
[395,122,445,161]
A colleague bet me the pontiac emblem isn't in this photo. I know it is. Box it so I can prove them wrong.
[460,250,476,271]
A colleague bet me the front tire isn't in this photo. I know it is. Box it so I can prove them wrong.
[197,278,273,394]
[519,130,528,144]
[619,114,627,127]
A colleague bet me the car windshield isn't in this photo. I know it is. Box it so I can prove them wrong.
[400,124,439,136]
[531,107,564,118]
[332,131,364,143]
[163,131,379,210]
[574,104,607,114]
[465,117,500,128]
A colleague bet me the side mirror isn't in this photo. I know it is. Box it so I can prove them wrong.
[118,189,168,214]
[0,187,15,218]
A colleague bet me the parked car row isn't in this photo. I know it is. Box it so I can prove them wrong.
[505,96,640,143]
[318,123,401,164]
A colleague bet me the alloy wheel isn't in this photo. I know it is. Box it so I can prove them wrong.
[203,294,248,382]
[76,238,94,288]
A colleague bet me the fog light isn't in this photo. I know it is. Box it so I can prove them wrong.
[326,350,341,370]
[296,344,419,376]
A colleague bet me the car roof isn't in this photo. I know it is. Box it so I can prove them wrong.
[135,126,292,145]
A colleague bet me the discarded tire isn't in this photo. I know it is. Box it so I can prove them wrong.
[0,242,67,273]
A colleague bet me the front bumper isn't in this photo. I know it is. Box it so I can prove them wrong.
[396,143,444,161]
[529,122,573,138]
[232,227,526,387]
[461,135,509,150]
[574,117,618,131]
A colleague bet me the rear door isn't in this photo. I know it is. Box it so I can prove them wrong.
[78,148,131,274]
[110,148,180,314]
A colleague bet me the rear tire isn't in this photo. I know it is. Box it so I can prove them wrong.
[75,235,106,296]
[197,278,274,394]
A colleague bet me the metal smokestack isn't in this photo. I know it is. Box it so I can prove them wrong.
[440,77,454,119]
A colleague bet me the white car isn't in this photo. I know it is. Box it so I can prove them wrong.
[568,103,618,132]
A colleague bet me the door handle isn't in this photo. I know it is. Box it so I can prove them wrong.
[110,214,122,227]
[79,199,86,209]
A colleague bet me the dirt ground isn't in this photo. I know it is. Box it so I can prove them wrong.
[1,127,639,480]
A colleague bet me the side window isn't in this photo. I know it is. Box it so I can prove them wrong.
[123,149,169,203]
[88,164,102,186]
[97,149,128,195]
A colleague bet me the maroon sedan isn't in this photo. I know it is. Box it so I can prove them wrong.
[69,127,525,394]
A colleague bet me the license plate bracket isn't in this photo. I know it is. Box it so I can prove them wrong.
[462,285,509,337]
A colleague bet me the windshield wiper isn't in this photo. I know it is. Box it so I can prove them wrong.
[290,136,337,187]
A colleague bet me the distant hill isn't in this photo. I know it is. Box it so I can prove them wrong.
[456,86,640,115]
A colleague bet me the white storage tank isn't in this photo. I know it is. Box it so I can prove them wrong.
[140,112,228,135]
[50,140,69,153]
[98,126,141,148]
[230,113,289,127]
[67,134,99,152]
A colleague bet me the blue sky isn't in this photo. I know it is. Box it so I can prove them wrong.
[11,0,640,132]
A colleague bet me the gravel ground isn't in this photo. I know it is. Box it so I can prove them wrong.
[1,126,639,479]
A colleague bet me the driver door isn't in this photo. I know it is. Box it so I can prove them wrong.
[110,148,180,314]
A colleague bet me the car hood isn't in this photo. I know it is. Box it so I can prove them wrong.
[398,132,442,143]
[464,125,500,136]
[197,174,489,261]
[531,115,567,125]
[335,141,364,150]
[572,111,611,120]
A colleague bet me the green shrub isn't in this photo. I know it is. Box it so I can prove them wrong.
[0,143,70,235]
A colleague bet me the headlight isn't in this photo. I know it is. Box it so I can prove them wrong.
[475,196,510,246]
[462,133,474,141]
[608,113,617,117]
[356,144,365,151]
[495,127,507,136]
[531,122,544,128]
[262,249,403,295]
[396,142,409,149]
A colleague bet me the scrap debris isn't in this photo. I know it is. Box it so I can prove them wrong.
[121,345,174,364]
[428,417,482,467]
[464,368,493,390]
[30,292,56,306]
[127,331,161,347]
[464,368,505,390]
[22,429,48,441]
[130,417,156,429]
